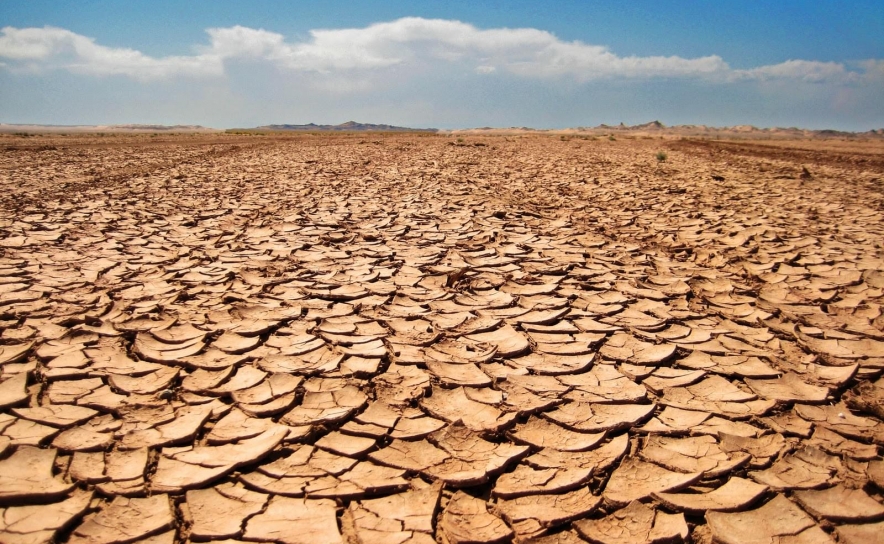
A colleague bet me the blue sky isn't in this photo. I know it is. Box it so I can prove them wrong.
[1,1,882,130]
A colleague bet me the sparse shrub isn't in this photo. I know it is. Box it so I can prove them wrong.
[456,137,464,143]
[656,151,668,162]
[608,135,616,141]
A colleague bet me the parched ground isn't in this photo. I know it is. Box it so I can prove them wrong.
[1,132,884,544]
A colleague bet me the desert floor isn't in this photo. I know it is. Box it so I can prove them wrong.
[1,132,884,544]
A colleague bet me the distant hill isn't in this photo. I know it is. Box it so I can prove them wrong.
[4,121,880,138]
[252,121,437,133]
[109,124,216,131]
[451,121,884,139]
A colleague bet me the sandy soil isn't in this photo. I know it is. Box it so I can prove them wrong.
[1,133,883,544]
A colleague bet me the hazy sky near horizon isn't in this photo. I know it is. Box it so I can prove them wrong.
[1,1,882,130]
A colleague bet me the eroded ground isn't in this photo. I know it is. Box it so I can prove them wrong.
[1,133,884,544]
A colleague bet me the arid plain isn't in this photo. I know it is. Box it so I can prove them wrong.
[1,132,884,544]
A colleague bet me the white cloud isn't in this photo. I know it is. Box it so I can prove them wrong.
[735,60,850,83]
[0,26,222,80]
[203,26,285,59]
[856,59,884,80]
[0,18,880,86]
[201,18,730,79]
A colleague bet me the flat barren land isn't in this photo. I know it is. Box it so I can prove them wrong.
[2,132,884,544]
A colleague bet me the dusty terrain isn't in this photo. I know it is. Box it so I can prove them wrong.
[1,132,884,544]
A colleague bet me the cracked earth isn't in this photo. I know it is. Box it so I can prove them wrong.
[1,132,884,543]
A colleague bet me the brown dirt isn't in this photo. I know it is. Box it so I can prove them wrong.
[1,132,883,543]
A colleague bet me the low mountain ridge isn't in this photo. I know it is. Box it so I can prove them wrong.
[254,121,437,132]
[453,121,884,139]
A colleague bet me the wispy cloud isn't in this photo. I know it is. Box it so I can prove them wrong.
[1,18,880,85]
[735,60,850,83]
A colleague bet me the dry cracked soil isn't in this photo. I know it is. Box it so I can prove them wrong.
[1,131,884,544]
